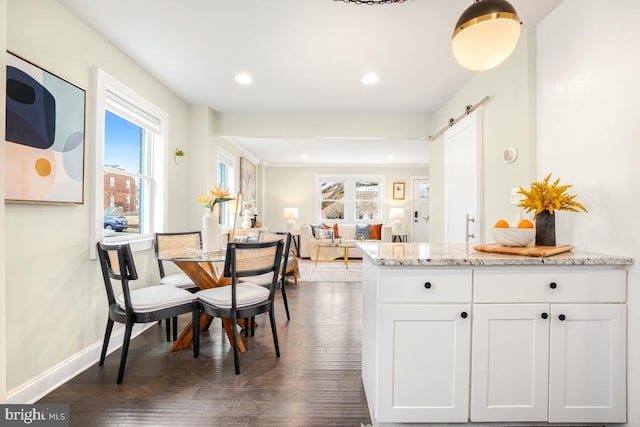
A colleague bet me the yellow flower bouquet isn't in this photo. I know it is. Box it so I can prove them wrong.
[517,173,588,218]
[517,173,587,246]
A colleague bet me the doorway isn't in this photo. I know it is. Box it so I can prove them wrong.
[411,177,430,242]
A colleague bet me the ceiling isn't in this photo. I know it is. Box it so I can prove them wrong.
[56,0,563,166]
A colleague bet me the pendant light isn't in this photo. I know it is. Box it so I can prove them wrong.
[451,0,522,71]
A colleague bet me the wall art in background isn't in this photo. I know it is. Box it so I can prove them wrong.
[239,157,256,205]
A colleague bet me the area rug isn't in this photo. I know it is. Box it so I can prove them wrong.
[296,258,363,282]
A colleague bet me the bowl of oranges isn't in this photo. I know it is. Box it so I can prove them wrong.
[492,218,535,247]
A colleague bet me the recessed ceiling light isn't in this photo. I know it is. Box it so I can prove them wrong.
[361,73,379,85]
[300,154,309,160]
[387,155,395,160]
[235,73,253,85]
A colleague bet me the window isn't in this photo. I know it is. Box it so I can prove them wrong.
[320,179,345,220]
[217,152,235,226]
[317,175,383,222]
[91,68,167,252]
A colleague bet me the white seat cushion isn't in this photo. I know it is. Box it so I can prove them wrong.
[198,283,269,309]
[117,285,196,313]
[160,272,196,289]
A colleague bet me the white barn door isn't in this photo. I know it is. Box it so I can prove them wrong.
[444,110,483,243]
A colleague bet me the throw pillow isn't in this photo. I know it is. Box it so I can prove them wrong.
[310,224,322,238]
[323,223,341,239]
[356,224,370,239]
[316,228,334,240]
[369,223,383,240]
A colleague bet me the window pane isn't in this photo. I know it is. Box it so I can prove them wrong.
[104,110,145,237]
[320,180,345,220]
[105,110,143,174]
[322,201,344,219]
[355,180,380,221]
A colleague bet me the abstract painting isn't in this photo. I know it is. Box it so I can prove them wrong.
[5,52,86,204]
[239,157,256,205]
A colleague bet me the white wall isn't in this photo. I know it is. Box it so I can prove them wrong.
[429,28,538,242]
[4,0,192,394]
[0,0,7,404]
[538,1,640,424]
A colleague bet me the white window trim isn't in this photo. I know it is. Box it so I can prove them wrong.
[90,68,168,257]
[217,150,236,229]
[315,174,385,223]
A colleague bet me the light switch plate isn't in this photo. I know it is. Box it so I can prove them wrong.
[510,188,524,205]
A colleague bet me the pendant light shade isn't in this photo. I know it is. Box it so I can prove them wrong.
[451,0,522,71]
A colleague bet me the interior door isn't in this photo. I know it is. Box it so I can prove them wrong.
[444,110,482,243]
[412,178,430,242]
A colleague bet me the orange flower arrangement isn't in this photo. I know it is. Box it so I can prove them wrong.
[197,185,234,212]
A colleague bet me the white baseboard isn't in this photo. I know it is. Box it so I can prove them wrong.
[6,323,155,404]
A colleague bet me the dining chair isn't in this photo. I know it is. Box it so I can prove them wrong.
[250,230,295,320]
[96,241,199,384]
[194,239,284,375]
[154,231,201,341]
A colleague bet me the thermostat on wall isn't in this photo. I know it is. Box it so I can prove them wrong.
[503,147,518,163]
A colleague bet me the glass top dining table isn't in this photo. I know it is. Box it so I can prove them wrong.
[156,248,250,353]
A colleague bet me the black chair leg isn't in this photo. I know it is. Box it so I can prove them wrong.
[232,314,240,375]
[99,319,114,366]
[268,309,280,357]
[172,316,178,341]
[193,305,200,358]
[244,318,249,337]
[250,316,255,336]
[117,322,134,384]
[281,277,290,320]
[165,318,171,341]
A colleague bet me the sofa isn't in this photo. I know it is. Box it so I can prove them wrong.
[300,223,392,260]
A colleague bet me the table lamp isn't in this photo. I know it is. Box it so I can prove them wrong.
[389,208,405,235]
[283,207,299,233]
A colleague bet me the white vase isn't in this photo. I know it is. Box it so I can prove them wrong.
[202,210,221,252]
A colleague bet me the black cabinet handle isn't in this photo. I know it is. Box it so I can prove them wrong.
[424,282,431,289]
[558,314,566,321]
[541,312,548,319]
[549,282,557,289]
[461,312,468,319]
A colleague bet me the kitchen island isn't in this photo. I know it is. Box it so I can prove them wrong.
[359,242,633,426]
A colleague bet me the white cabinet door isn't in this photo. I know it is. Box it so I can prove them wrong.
[549,304,627,423]
[377,304,471,423]
[471,304,550,422]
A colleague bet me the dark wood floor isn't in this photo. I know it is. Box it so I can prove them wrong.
[39,280,372,426]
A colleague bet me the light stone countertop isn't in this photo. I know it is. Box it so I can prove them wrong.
[358,242,634,267]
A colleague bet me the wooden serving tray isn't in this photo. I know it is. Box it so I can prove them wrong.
[473,243,574,257]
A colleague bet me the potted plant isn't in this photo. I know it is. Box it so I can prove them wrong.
[517,173,588,246]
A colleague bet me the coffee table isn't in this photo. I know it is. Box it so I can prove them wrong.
[315,242,356,269]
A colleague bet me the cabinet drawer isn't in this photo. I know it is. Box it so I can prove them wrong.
[474,268,626,303]
[379,268,472,303]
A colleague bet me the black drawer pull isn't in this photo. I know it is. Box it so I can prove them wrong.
[558,314,566,321]
[541,312,548,319]
[424,282,432,289]
[460,312,468,319]
[549,282,558,289]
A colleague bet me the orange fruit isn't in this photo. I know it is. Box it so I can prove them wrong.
[494,219,509,228]
[517,219,534,228]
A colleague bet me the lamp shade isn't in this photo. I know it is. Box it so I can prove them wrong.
[283,207,299,220]
[451,0,522,71]
[389,208,405,220]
